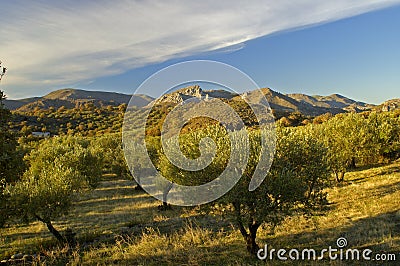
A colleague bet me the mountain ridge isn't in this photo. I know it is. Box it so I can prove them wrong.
[5,88,153,111]
[4,86,389,116]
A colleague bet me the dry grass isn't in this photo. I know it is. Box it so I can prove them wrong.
[0,177,169,259]
[256,161,400,265]
[1,162,399,265]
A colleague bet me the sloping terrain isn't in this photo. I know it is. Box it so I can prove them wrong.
[4,86,384,117]
[258,88,344,116]
[5,89,153,111]
[1,162,399,264]
[288,92,374,113]
[3,97,41,110]
[152,86,375,116]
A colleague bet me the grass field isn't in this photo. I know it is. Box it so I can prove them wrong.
[1,161,399,265]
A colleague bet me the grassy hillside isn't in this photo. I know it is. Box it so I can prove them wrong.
[1,161,399,265]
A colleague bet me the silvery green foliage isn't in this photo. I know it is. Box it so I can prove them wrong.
[215,126,330,253]
[312,111,400,182]
[10,137,102,227]
[90,133,131,178]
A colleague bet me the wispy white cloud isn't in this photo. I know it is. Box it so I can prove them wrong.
[1,0,399,97]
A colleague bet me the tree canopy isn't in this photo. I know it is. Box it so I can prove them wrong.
[10,136,102,242]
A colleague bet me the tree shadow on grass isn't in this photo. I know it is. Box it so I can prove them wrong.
[258,210,400,265]
[365,180,400,198]
[349,162,400,176]
[338,162,399,186]
[72,192,150,211]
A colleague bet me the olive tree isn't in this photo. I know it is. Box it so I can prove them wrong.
[312,113,364,182]
[91,133,131,178]
[150,125,230,210]
[313,111,398,183]
[365,111,400,161]
[121,139,144,190]
[10,137,102,242]
[219,126,330,254]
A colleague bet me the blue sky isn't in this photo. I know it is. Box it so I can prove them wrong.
[1,1,399,104]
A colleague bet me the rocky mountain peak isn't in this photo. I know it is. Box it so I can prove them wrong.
[380,99,400,112]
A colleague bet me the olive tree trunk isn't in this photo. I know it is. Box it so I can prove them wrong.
[159,182,173,211]
[233,202,261,254]
[35,215,65,243]
[335,171,345,183]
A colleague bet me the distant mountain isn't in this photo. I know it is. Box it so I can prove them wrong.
[231,88,373,116]
[4,86,383,116]
[151,85,238,106]
[287,92,374,114]
[254,88,343,116]
[5,88,153,111]
[150,86,375,116]
[3,97,40,110]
